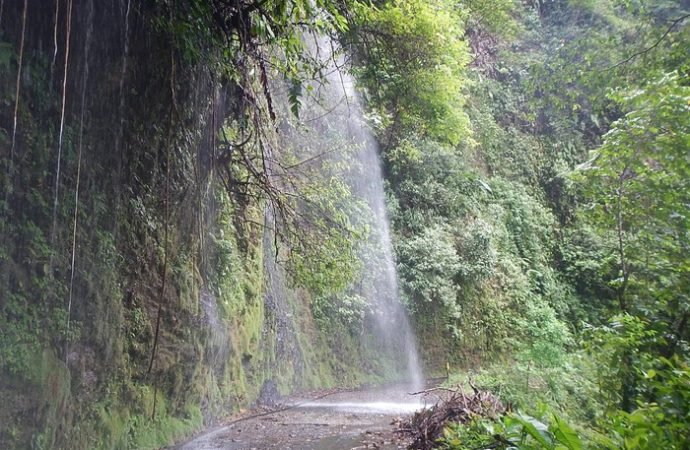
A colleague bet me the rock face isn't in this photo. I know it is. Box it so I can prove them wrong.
[256,379,281,408]
[0,2,367,448]
[0,1,256,447]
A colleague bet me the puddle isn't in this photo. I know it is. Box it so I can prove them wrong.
[296,401,426,415]
[173,382,441,449]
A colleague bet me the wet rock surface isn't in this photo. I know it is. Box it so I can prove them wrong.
[256,380,282,409]
[174,383,442,450]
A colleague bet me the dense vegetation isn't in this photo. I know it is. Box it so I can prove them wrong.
[1,0,688,448]
[348,0,690,447]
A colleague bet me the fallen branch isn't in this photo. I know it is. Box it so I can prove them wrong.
[399,388,506,450]
[409,386,461,396]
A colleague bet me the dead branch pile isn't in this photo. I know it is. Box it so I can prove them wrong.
[399,388,506,449]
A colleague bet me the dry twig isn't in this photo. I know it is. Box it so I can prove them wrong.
[399,388,505,450]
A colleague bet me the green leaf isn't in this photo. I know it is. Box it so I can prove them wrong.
[511,414,553,448]
[550,415,582,450]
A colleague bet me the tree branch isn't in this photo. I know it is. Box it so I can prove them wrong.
[604,13,690,71]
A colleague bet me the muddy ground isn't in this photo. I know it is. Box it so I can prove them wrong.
[173,382,443,450]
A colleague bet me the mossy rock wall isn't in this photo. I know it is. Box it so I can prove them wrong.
[0,2,372,448]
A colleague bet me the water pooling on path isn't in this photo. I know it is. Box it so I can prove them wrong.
[175,383,439,450]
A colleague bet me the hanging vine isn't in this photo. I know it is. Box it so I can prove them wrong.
[9,0,27,172]
[65,0,93,361]
[50,0,73,248]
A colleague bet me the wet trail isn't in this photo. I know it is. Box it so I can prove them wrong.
[174,383,441,450]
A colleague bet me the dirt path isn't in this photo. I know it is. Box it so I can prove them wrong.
[174,383,442,450]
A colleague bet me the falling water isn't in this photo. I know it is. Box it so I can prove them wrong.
[51,0,73,248]
[117,0,130,166]
[199,287,230,375]
[66,0,93,356]
[292,35,424,391]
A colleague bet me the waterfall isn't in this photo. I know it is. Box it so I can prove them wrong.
[288,34,424,390]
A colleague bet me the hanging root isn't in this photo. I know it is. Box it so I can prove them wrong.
[65,0,93,362]
[51,0,73,248]
[148,39,176,421]
[10,0,28,163]
[117,0,131,169]
[51,0,60,77]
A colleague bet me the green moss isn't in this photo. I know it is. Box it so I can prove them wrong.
[127,401,203,449]
[175,255,202,314]
[93,404,130,450]
[0,350,71,449]
[0,22,387,449]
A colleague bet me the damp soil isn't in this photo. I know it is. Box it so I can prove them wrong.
[173,382,443,450]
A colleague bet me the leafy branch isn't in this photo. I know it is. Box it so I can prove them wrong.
[604,13,690,71]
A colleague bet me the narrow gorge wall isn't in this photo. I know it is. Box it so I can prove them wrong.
[0,2,375,448]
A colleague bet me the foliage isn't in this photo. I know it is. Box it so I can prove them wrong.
[155,0,370,310]
[352,0,472,145]
[385,137,482,232]
[438,412,588,450]
[570,72,690,412]
[582,315,661,411]
[602,356,690,449]
[575,72,690,314]
[460,0,521,36]
[286,174,366,298]
[397,225,462,315]
[157,0,349,74]
[370,1,689,448]
[556,225,618,316]
[442,354,690,449]
[2,0,689,446]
